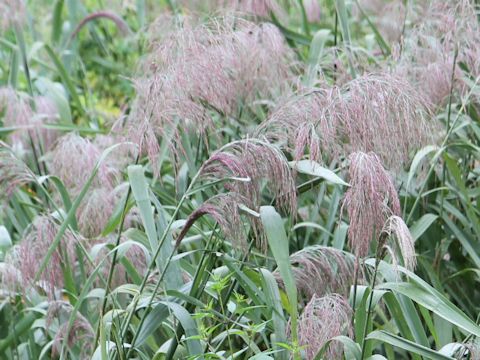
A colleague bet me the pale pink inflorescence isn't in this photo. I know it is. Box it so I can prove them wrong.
[228,0,285,18]
[200,140,297,214]
[258,72,434,170]
[0,251,23,296]
[179,0,285,19]
[354,0,406,44]
[303,0,321,23]
[77,187,118,238]
[342,151,400,258]
[0,0,26,30]
[394,0,480,109]
[49,133,130,238]
[0,143,36,197]
[394,21,457,109]
[50,133,118,191]
[0,88,60,155]
[376,1,406,43]
[294,294,353,360]
[176,193,247,249]
[46,301,94,358]
[33,96,61,150]
[382,215,416,271]
[0,87,32,151]
[15,216,76,298]
[127,16,295,172]
[275,245,360,300]
[256,87,340,163]
[178,139,296,250]
[93,133,137,170]
[337,73,433,169]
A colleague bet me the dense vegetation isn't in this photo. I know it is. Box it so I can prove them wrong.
[1,0,480,359]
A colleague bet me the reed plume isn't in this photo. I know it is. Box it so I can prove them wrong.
[127,16,295,170]
[342,151,400,258]
[294,294,353,359]
[274,245,360,299]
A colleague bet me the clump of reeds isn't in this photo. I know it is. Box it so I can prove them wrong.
[126,16,295,172]
[258,72,434,170]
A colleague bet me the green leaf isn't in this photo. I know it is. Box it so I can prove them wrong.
[158,301,203,357]
[44,44,86,116]
[128,165,158,254]
[0,312,40,354]
[34,144,124,285]
[366,331,454,359]
[334,0,356,78]
[314,335,361,360]
[289,160,349,186]
[136,303,170,346]
[0,225,12,250]
[259,269,287,360]
[52,0,65,45]
[150,195,183,290]
[377,265,480,338]
[407,145,440,191]
[305,30,330,86]
[260,206,298,348]
[410,214,438,241]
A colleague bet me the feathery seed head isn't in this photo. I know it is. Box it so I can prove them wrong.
[93,134,137,170]
[49,133,119,192]
[179,0,285,19]
[18,216,76,298]
[0,88,61,153]
[47,301,94,358]
[0,0,26,30]
[294,294,353,360]
[338,73,434,169]
[382,215,416,271]
[178,140,296,251]
[304,0,321,22]
[257,88,340,163]
[342,151,400,258]
[33,96,60,151]
[127,17,295,169]
[77,187,118,238]
[354,0,405,44]
[0,250,23,296]
[200,139,297,215]
[87,234,148,287]
[395,0,480,108]
[176,193,247,249]
[0,87,33,148]
[377,1,406,43]
[275,245,360,300]
[230,0,284,18]
[258,72,434,169]
[0,143,36,197]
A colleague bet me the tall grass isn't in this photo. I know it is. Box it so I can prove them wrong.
[1,0,480,359]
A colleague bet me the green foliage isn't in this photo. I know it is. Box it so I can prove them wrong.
[1,1,480,359]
